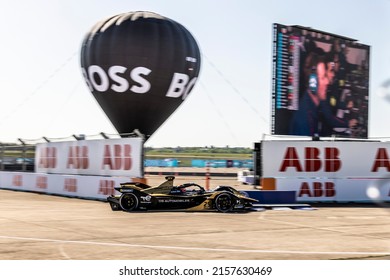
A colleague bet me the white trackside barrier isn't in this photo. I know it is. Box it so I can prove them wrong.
[261,140,390,202]
[0,171,130,200]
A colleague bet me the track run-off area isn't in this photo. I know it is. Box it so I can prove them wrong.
[1,175,390,260]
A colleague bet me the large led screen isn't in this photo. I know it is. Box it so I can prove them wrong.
[271,24,370,138]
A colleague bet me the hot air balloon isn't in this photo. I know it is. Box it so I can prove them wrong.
[80,11,201,140]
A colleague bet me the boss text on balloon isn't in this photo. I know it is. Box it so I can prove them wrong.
[82,65,197,100]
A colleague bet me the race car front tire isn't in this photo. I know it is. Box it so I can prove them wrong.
[214,193,235,213]
[119,193,139,211]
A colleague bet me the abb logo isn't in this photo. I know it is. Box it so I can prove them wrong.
[298,182,336,197]
[102,144,132,170]
[12,175,23,187]
[64,178,77,193]
[98,180,116,196]
[36,176,48,189]
[67,146,89,169]
[38,147,57,168]
[371,148,390,172]
[279,147,341,172]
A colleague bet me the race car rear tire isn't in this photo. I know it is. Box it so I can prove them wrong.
[119,193,139,212]
[214,193,235,213]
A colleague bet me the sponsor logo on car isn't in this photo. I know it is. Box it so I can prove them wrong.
[158,198,191,203]
[140,195,152,203]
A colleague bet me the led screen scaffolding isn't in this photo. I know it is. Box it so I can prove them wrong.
[271,24,370,138]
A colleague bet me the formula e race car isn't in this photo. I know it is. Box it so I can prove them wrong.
[107,176,258,213]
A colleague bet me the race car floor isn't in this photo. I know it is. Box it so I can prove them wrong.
[1,189,390,260]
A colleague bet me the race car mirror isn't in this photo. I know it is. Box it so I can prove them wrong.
[80,11,201,140]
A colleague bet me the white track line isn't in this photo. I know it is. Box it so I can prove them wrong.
[1,235,389,256]
[257,212,390,241]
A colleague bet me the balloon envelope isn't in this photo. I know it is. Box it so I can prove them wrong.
[80,11,201,139]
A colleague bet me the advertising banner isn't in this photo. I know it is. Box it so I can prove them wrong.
[261,140,390,202]
[275,178,390,202]
[262,140,390,178]
[35,138,143,177]
[0,172,129,200]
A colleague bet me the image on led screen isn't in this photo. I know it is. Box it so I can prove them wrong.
[271,23,370,138]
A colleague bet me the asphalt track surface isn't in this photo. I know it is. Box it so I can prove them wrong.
[1,175,390,260]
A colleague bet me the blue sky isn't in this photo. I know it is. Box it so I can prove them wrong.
[0,0,389,147]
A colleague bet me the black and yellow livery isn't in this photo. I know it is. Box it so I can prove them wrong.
[107,176,258,213]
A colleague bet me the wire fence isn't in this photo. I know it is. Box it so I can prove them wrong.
[0,144,35,172]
